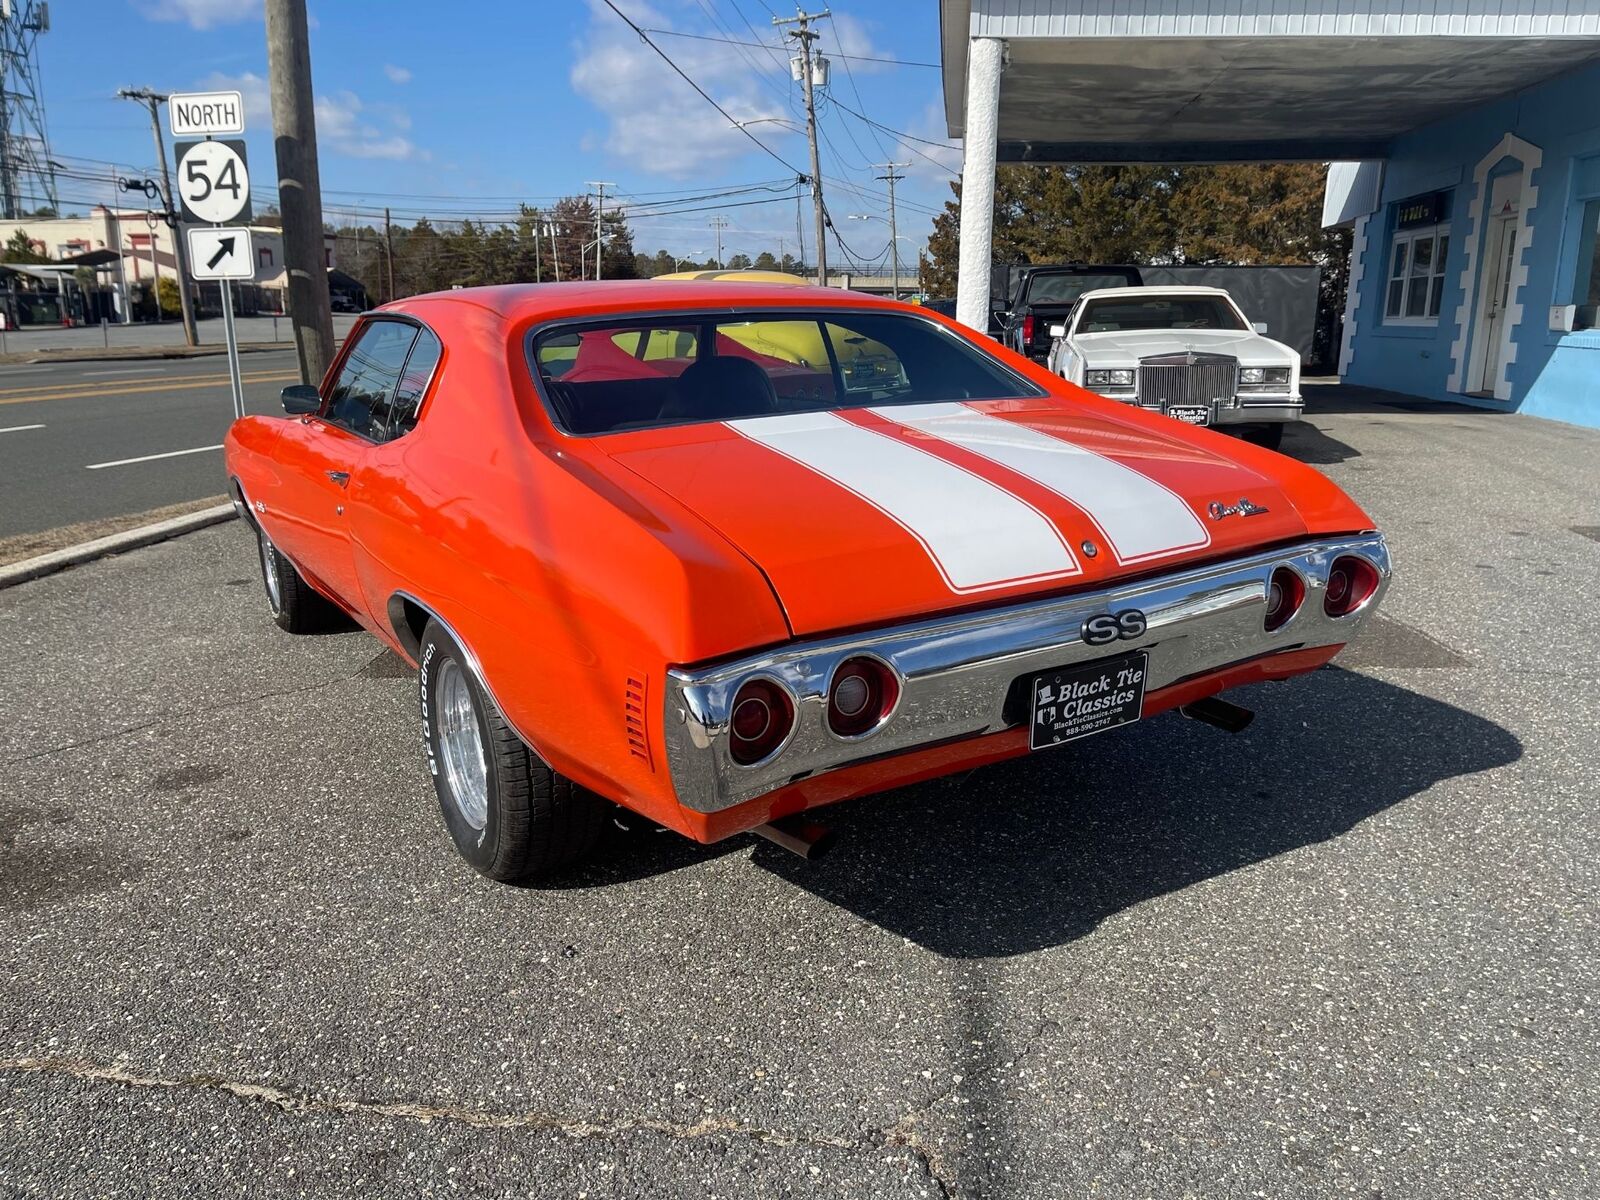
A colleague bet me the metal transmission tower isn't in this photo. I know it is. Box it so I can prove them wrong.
[0,0,58,220]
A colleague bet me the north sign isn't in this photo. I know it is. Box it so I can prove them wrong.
[169,90,245,138]
[175,139,252,225]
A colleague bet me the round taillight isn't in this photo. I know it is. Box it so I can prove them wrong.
[1324,555,1381,618]
[827,657,900,738]
[727,678,794,765]
[1264,565,1305,632]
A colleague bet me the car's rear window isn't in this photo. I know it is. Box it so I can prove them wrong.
[1024,273,1137,305]
[529,310,1045,435]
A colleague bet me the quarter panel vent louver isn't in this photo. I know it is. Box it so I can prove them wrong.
[625,675,652,769]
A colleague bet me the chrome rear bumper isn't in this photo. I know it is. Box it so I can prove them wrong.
[665,534,1390,814]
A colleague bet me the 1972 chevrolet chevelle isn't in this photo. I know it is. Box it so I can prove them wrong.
[225,281,1390,881]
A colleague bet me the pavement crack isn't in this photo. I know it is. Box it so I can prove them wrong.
[0,1055,858,1151]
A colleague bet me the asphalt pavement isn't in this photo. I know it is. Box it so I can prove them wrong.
[0,352,300,542]
[1,390,1597,1197]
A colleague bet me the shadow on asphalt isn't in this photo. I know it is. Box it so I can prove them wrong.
[737,667,1521,958]
[1279,420,1361,465]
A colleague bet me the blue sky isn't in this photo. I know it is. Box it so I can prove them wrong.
[38,0,960,267]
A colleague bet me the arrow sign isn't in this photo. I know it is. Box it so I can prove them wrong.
[206,235,237,271]
[187,227,254,281]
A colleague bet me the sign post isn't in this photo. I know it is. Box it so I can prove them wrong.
[170,93,252,423]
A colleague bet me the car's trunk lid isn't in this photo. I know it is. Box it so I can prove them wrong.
[598,397,1312,637]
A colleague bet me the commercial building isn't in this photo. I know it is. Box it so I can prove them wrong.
[0,207,335,325]
[939,1,1600,428]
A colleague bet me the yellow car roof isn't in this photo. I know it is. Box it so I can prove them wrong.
[653,269,812,286]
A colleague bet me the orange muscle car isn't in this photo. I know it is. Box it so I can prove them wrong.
[225,281,1390,881]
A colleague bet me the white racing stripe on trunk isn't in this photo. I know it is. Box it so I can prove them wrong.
[728,412,1077,592]
[875,402,1210,563]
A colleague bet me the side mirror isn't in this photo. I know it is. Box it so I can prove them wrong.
[1048,324,1066,339]
[281,384,321,415]
[1252,321,1269,335]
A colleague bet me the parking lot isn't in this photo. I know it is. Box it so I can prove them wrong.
[2,389,1597,1198]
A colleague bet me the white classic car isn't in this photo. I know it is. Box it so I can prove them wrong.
[1047,285,1303,449]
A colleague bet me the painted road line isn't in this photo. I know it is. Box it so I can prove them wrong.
[0,371,299,407]
[85,444,224,471]
[0,423,45,434]
[82,367,165,377]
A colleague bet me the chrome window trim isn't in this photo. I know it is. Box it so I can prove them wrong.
[663,533,1390,814]
[519,305,1049,438]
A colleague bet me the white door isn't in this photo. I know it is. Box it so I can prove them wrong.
[1476,215,1518,393]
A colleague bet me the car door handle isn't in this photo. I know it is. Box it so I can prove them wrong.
[326,470,350,487]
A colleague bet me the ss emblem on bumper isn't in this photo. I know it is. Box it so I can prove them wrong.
[1081,609,1149,647]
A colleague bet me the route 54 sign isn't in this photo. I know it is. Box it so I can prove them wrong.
[175,139,252,225]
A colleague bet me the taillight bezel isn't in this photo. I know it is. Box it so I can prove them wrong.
[1264,564,1306,632]
[1323,554,1382,619]
[825,654,902,741]
[726,675,797,767]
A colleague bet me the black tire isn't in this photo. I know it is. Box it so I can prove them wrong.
[254,521,345,634]
[1237,423,1285,452]
[417,620,608,882]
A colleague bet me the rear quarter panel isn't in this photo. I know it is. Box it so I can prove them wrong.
[343,299,790,832]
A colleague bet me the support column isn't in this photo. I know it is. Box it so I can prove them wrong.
[955,36,1004,333]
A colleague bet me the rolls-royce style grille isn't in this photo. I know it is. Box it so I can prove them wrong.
[1136,352,1238,409]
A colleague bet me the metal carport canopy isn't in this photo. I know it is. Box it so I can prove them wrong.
[939,0,1600,328]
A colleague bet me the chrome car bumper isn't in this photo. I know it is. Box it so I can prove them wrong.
[665,534,1390,814]
[1097,393,1305,426]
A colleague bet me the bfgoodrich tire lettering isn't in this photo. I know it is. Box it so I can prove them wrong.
[417,620,608,881]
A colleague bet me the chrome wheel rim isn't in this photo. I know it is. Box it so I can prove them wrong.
[258,530,282,612]
[435,658,489,830]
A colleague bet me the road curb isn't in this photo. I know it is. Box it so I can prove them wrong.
[0,504,238,589]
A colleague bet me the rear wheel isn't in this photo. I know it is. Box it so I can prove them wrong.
[418,620,608,881]
[1237,423,1285,451]
[254,522,345,633]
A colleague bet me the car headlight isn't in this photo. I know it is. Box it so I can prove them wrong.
[1240,366,1291,386]
[1085,369,1134,388]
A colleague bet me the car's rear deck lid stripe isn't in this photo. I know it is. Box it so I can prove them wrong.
[727,411,1079,593]
[875,402,1211,564]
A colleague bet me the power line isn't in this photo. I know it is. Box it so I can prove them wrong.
[637,26,939,68]
[599,0,803,176]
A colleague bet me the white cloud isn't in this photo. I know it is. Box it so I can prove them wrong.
[570,0,802,179]
[383,64,412,85]
[827,12,893,75]
[195,71,421,161]
[195,70,271,125]
[315,90,420,160]
[137,0,261,29]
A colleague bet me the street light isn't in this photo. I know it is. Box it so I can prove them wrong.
[675,250,709,272]
[733,117,805,134]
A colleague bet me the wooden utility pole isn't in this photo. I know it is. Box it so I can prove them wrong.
[265,0,335,384]
[383,206,395,302]
[587,181,614,280]
[875,162,910,299]
[775,8,829,286]
[709,215,728,268]
[116,88,197,346]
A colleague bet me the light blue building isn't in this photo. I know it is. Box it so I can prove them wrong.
[1326,58,1600,429]
[939,1,1600,428]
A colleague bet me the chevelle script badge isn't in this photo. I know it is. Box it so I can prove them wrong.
[1208,498,1270,520]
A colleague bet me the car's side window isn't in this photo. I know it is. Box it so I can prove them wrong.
[324,320,418,440]
[378,328,442,439]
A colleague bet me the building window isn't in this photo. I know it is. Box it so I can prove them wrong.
[1572,198,1600,331]
[258,247,274,268]
[1384,225,1450,325]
